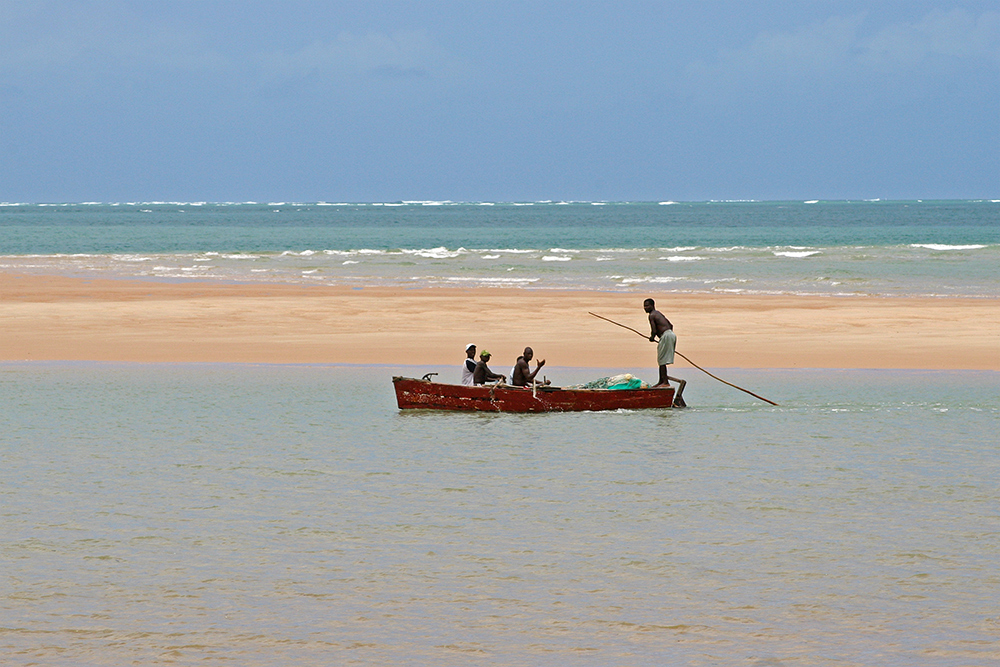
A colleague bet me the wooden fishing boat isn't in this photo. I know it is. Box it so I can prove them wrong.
[392,375,682,412]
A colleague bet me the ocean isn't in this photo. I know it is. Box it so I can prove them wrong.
[2,201,999,665]
[1,200,998,296]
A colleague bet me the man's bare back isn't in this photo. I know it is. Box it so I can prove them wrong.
[647,308,672,340]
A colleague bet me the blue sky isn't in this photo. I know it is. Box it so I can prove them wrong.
[1,1,997,202]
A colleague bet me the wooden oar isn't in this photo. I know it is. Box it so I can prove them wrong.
[588,312,779,406]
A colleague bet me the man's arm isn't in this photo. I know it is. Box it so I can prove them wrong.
[524,358,546,382]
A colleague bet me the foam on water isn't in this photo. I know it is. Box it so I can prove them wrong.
[404,247,462,259]
[910,243,987,251]
[1,201,997,296]
[773,250,822,258]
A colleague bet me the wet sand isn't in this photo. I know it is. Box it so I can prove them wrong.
[2,272,998,370]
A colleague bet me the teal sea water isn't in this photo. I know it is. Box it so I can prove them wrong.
[2,364,998,665]
[2,200,998,296]
[2,201,998,664]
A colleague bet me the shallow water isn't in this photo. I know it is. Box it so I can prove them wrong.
[2,363,997,665]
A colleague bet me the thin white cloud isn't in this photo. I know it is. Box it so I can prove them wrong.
[685,14,864,86]
[256,30,449,84]
[862,8,1000,69]
[0,8,462,94]
[686,9,999,92]
[0,7,229,85]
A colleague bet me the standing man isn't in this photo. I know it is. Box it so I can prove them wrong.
[644,298,677,389]
[511,347,546,387]
[461,343,477,385]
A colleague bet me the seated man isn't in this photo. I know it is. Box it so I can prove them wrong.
[510,346,547,387]
[473,350,506,385]
[461,343,477,385]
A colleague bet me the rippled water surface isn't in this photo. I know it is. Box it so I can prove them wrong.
[2,364,998,665]
[2,200,997,295]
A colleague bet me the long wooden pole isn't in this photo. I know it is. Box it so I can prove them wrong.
[588,312,779,406]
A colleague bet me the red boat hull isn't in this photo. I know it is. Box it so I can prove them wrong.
[392,376,676,412]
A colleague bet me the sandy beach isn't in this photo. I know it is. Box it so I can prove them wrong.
[1,271,997,371]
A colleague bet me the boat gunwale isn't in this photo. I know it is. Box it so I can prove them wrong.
[391,376,670,393]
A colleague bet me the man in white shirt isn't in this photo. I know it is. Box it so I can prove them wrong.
[461,343,477,385]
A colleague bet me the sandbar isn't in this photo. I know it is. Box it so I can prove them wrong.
[2,272,998,371]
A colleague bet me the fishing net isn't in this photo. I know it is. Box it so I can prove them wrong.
[567,373,648,390]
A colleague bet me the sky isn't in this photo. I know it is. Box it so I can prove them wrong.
[0,1,997,202]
